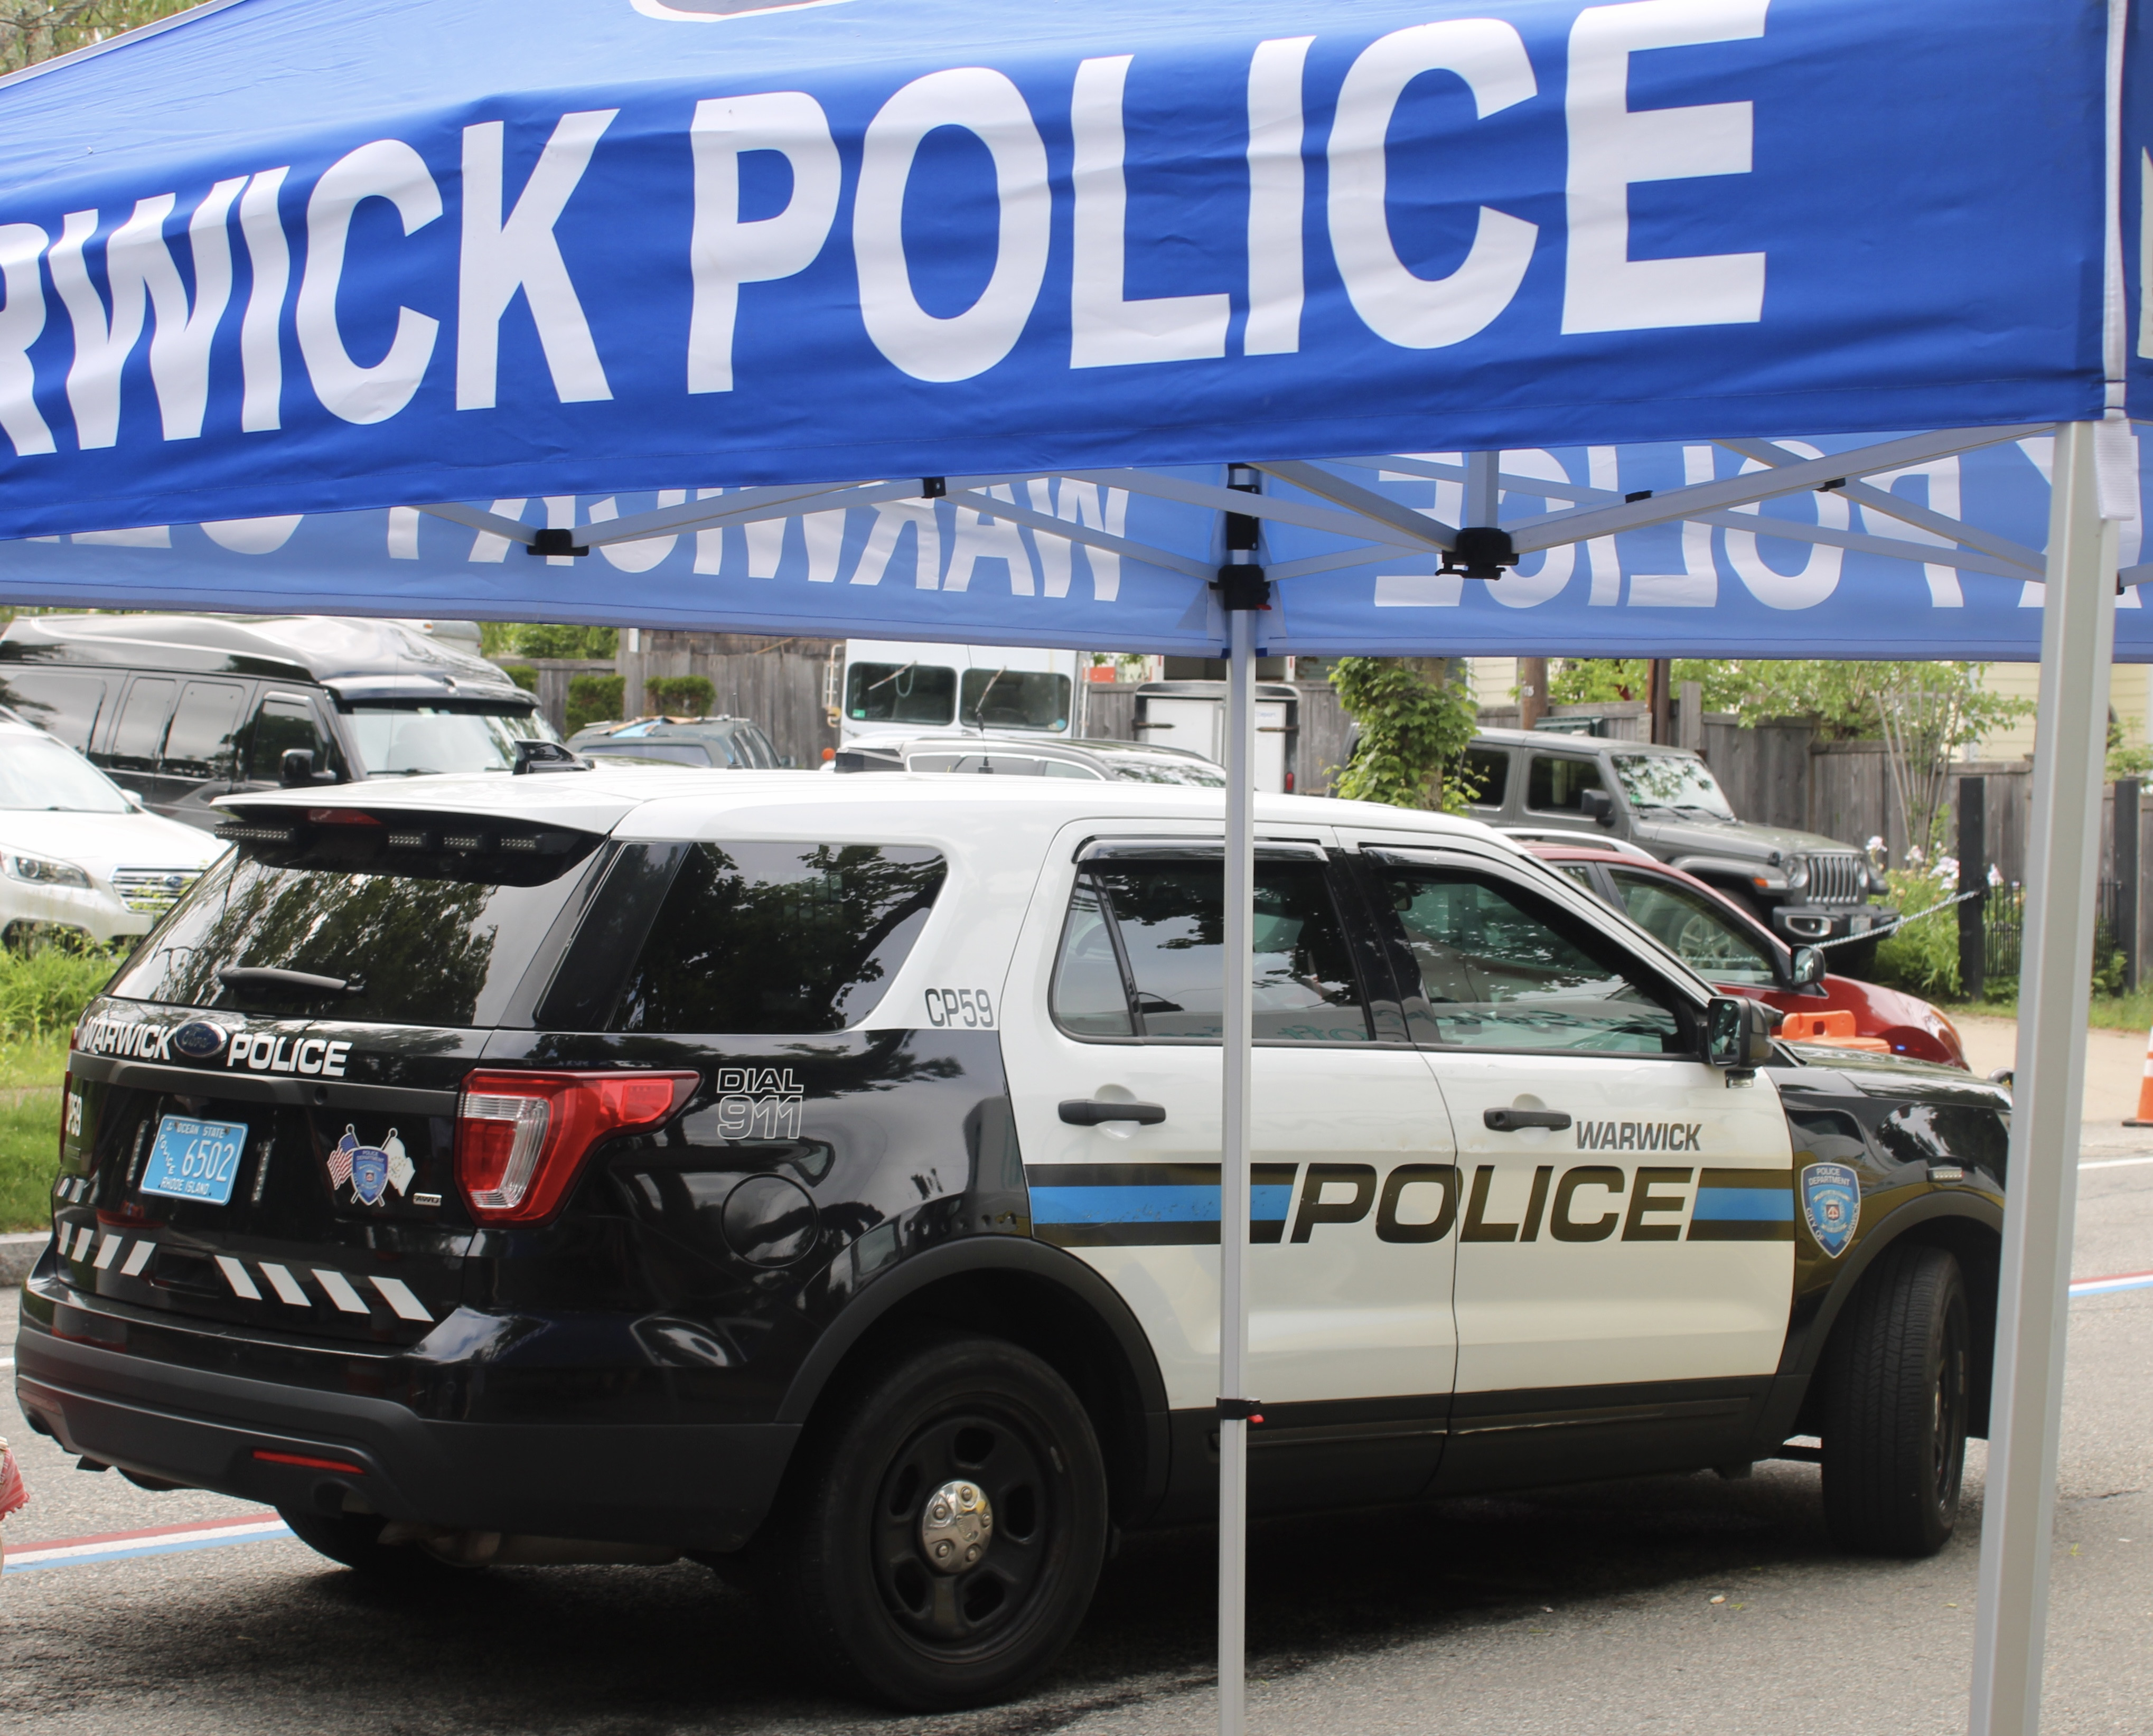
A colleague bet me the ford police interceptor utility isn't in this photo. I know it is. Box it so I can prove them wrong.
[14,768,2009,1710]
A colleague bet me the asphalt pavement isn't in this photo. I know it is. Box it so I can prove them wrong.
[3,1135,2149,1735]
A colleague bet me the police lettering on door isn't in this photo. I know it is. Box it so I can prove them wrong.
[1026,1161,1794,1246]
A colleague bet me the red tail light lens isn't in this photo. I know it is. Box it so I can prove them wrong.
[455,1071,697,1223]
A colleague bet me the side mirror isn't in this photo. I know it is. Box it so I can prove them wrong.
[512,739,589,776]
[279,748,316,787]
[1790,945,1826,987]
[1578,787,1615,827]
[121,789,144,811]
[1706,995,1776,1069]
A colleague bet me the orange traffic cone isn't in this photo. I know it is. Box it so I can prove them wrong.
[2127,1024,2153,1127]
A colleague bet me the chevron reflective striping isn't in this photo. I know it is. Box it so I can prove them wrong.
[257,1262,310,1307]
[1,1513,292,1574]
[214,1255,262,1301]
[368,1276,431,1322]
[120,1239,154,1277]
[313,1268,368,1313]
[93,1234,122,1270]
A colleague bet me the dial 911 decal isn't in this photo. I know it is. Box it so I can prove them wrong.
[924,988,996,1029]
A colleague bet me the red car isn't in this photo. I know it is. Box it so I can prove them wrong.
[1527,841,1968,1069]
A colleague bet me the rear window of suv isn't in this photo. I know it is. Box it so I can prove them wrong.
[542,842,947,1034]
[108,817,604,1027]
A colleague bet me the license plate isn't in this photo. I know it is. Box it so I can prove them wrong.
[1850,915,1872,933]
[139,1114,248,1206]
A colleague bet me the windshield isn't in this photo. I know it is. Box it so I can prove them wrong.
[959,669,1070,732]
[1090,749,1226,787]
[343,706,555,776]
[847,662,957,726]
[0,733,130,812]
[1612,753,1736,820]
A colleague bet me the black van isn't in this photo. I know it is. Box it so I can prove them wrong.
[0,615,560,831]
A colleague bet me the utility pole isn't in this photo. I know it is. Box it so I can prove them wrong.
[1647,658,1672,745]
[1518,656,1548,731]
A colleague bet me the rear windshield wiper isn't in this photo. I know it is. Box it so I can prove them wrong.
[217,966,361,999]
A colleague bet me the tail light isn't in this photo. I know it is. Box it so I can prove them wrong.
[455,1071,697,1223]
[1284,771,1296,793]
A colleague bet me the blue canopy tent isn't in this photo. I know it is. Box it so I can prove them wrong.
[0,1,2141,1729]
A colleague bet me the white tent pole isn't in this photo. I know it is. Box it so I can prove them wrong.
[1218,480,1261,1736]
[1968,418,2118,1736]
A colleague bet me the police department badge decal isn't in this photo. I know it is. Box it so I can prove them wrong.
[1800,1162,1860,1258]
[327,1126,415,1207]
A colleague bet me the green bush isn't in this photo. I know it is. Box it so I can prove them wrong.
[0,1092,61,1230]
[1868,859,1962,1000]
[644,674,716,719]
[566,673,625,735]
[501,663,538,693]
[0,944,119,1041]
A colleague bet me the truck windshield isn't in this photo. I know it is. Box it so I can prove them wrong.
[343,705,557,776]
[1612,753,1736,820]
[847,662,957,726]
[0,733,130,813]
[960,669,1070,731]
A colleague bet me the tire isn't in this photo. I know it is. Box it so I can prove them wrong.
[1818,1243,1971,1556]
[769,1334,1109,1711]
[276,1508,468,1581]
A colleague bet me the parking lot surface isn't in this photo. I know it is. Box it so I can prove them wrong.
[5,1130,2150,1736]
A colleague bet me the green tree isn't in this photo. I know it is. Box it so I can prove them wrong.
[1546,659,1752,710]
[0,0,202,71]
[1330,658,1480,813]
[479,622,619,661]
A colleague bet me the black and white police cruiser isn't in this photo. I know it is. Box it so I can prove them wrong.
[15,768,2009,1709]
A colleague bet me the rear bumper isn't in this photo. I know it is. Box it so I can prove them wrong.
[13,1311,796,1553]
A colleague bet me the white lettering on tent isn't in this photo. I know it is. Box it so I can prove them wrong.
[458,109,617,411]
[591,490,685,571]
[1244,36,1314,357]
[1725,442,1847,608]
[201,515,302,554]
[53,180,243,448]
[1025,478,1126,600]
[745,515,784,576]
[1490,450,1576,607]
[1586,446,1623,603]
[1562,0,1768,335]
[1327,21,1538,350]
[854,68,1050,383]
[849,500,942,588]
[388,506,420,559]
[1374,573,1464,608]
[1627,444,1718,605]
[1856,457,1960,608]
[297,139,442,425]
[1070,55,1229,369]
[945,486,1036,594]
[0,223,53,456]
[688,92,840,395]
[468,499,527,562]
[73,524,169,547]
[239,170,291,433]
[692,487,727,574]
[803,509,845,583]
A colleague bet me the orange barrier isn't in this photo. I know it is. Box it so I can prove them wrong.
[1777,1008,1893,1053]
[2127,1022,2153,1127]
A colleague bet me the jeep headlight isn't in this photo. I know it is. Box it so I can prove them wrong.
[4,851,93,890]
[1783,855,1809,893]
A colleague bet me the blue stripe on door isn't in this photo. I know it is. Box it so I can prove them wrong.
[1028,1184,1294,1225]
[1689,1187,1793,1222]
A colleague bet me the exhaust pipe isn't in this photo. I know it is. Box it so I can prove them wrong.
[375,1522,681,1568]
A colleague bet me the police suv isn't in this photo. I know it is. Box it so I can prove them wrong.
[14,770,2009,1710]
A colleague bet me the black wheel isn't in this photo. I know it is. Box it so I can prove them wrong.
[770,1334,1108,1711]
[1818,1243,1970,1556]
[276,1507,468,1581]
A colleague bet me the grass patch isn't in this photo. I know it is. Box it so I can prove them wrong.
[1937,990,2153,1035]
[0,1087,61,1233]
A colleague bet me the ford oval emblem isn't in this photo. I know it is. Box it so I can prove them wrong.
[171,1020,228,1061]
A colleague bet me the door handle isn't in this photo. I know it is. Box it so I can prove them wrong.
[1060,1100,1167,1127]
[1483,1108,1572,1132]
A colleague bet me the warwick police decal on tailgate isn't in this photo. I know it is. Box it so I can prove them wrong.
[1801,1162,1862,1257]
[327,1127,415,1206]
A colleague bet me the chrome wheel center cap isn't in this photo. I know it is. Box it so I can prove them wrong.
[919,1478,994,1574]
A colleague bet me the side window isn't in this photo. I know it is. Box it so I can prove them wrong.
[0,671,107,750]
[1051,856,1371,1043]
[245,695,330,781]
[1557,864,1597,890]
[1608,868,1777,986]
[847,661,957,725]
[1041,759,1103,780]
[603,842,946,1034]
[161,680,247,780]
[1372,860,1686,1054]
[1527,754,1604,813]
[1461,746,1509,808]
[108,677,178,772]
